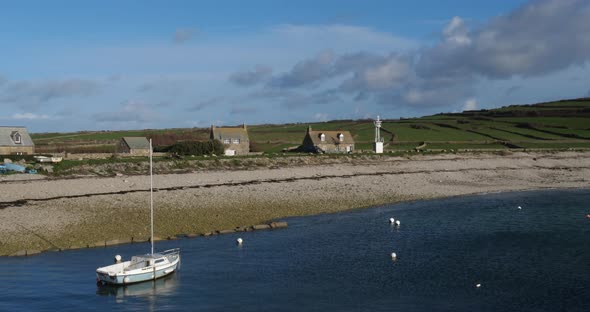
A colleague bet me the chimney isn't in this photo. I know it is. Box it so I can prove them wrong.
[243,123,247,130]
[307,125,312,133]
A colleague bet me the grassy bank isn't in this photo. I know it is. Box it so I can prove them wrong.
[28,98,590,154]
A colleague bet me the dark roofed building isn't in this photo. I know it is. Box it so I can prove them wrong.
[301,126,354,153]
[0,126,35,155]
[210,124,249,156]
[118,137,151,155]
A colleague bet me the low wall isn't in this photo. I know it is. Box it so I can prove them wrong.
[62,152,167,160]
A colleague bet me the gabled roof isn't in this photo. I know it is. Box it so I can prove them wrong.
[210,125,249,141]
[0,126,34,147]
[121,137,151,150]
[307,129,354,145]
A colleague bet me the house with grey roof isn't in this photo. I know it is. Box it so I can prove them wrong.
[210,124,249,156]
[118,137,151,155]
[301,126,354,153]
[0,126,35,155]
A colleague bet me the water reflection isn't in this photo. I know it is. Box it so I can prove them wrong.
[96,273,179,299]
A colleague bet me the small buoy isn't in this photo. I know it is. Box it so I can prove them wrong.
[517,206,522,210]
[395,220,401,226]
[389,218,395,224]
[124,277,130,284]
[236,238,243,245]
[114,255,122,263]
[391,252,397,260]
[476,283,482,288]
[586,214,590,219]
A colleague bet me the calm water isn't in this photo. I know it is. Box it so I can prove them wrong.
[1,189,589,311]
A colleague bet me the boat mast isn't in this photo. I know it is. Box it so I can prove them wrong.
[150,139,154,256]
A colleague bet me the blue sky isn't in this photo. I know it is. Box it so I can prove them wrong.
[1,0,589,132]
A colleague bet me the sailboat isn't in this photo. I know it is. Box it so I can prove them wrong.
[96,139,181,285]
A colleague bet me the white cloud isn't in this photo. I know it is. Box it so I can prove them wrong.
[443,16,471,45]
[271,24,418,53]
[463,98,478,111]
[313,113,329,121]
[12,113,51,120]
[93,100,161,124]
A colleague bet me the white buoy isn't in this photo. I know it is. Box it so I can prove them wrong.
[518,206,522,209]
[236,238,243,245]
[391,252,397,260]
[389,218,395,224]
[114,255,122,263]
[476,283,482,288]
[395,220,401,226]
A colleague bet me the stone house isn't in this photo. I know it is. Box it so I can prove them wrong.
[301,126,354,153]
[118,137,151,155]
[0,126,35,155]
[210,124,249,156]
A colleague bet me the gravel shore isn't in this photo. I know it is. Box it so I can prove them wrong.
[1,151,588,256]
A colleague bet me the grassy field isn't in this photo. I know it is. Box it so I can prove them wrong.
[28,98,590,154]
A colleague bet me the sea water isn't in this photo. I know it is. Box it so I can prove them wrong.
[1,189,589,311]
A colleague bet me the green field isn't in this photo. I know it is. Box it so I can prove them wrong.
[29,97,590,154]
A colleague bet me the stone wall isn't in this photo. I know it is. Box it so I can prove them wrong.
[223,142,250,155]
[63,152,166,160]
[0,146,35,155]
[316,143,354,153]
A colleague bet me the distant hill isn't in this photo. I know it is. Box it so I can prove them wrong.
[30,98,590,153]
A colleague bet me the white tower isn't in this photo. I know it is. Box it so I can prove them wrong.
[374,115,384,154]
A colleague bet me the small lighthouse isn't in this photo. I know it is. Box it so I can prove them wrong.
[374,115,383,154]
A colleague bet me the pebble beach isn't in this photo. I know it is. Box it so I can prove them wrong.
[1,151,588,256]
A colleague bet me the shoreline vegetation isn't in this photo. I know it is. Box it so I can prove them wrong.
[1,151,589,256]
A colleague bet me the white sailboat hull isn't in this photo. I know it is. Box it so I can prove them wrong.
[97,248,180,285]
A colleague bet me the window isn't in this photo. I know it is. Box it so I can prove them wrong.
[320,133,325,142]
[11,132,21,144]
[232,138,240,144]
[223,139,230,144]
[155,259,165,264]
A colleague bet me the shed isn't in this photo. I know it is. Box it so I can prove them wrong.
[118,137,151,155]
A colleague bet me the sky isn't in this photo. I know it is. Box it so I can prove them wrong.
[0,0,589,132]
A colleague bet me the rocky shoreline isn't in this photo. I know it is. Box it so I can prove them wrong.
[1,151,589,256]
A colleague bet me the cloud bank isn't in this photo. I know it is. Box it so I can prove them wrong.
[231,0,590,111]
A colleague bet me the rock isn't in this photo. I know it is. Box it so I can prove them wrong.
[152,236,164,242]
[115,173,123,177]
[105,239,132,246]
[270,221,288,229]
[26,249,41,256]
[186,233,200,238]
[3,158,12,163]
[218,229,235,234]
[91,241,106,248]
[203,232,212,237]
[11,250,27,256]
[252,224,271,230]
[167,236,178,240]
